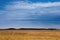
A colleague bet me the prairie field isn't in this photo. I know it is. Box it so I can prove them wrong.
[0,30,60,40]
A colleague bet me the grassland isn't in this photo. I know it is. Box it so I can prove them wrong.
[0,30,60,40]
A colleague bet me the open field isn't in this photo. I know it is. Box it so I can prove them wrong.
[0,30,60,40]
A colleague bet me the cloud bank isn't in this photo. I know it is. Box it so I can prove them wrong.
[0,1,60,28]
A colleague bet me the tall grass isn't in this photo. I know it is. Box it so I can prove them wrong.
[0,30,60,40]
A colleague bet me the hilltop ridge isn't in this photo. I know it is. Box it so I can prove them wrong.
[0,28,59,30]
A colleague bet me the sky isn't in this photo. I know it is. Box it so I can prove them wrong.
[0,0,60,29]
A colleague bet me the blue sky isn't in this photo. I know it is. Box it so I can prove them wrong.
[0,0,60,28]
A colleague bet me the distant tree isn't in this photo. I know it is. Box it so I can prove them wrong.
[7,28,16,30]
[48,28,57,30]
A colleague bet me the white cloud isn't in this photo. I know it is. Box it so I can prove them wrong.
[0,1,60,21]
[1,1,60,20]
[4,1,60,15]
[0,1,60,28]
[4,1,60,10]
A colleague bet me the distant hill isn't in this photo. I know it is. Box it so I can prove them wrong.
[0,28,59,30]
[19,28,58,30]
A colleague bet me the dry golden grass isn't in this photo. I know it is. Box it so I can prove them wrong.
[0,30,60,40]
